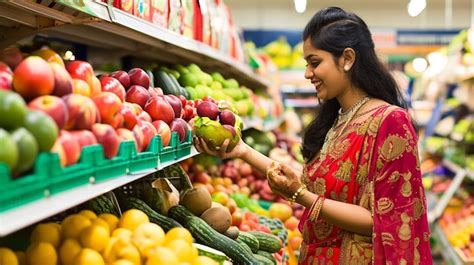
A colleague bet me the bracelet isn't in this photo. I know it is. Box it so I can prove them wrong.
[309,195,325,222]
[288,185,307,203]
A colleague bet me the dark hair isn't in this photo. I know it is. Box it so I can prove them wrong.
[301,7,407,160]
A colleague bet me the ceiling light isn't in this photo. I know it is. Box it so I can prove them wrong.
[407,0,426,17]
[294,0,307,13]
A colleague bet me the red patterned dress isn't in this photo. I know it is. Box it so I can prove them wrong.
[298,106,432,264]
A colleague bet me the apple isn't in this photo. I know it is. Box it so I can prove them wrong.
[219,110,236,126]
[144,96,174,124]
[196,101,219,120]
[132,125,144,152]
[177,95,187,107]
[137,111,152,123]
[13,56,54,100]
[0,129,18,173]
[0,62,12,90]
[0,47,23,69]
[57,130,81,166]
[223,125,237,137]
[169,118,188,143]
[70,130,97,148]
[126,85,150,108]
[116,128,138,151]
[148,87,163,97]
[92,92,123,125]
[152,120,171,146]
[128,68,150,88]
[109,112,124,129]
[119,104,138,130]
[137,121,157,151]
[92,123,120,159]
[66,60,95,91]
[63,94,99,130]
[23,111,58,151]
[90,76,102,97]
[164,94,182,118]
[182,105,196,121]
[10,127,38,175]
[72,78,91,97]
[100,76,126,102]
[31,48,64,67]
[110,70,130,90]
[49,62,73,96]
[51,139,67,167]
[28,95,68,129]
[0,89,27,130]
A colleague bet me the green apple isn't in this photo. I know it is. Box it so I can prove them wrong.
[23,111,58,151]
[0,128,18,172]
[0,90,27,129]
[11,127,38,174]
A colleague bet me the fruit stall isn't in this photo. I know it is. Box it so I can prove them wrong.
[0,1,304,265]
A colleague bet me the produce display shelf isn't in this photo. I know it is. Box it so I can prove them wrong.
[280,85,314,94]
[0,147,199,237]
[242,115,284,132]
[443,159,474,180]
[0,0,269,89]
[284,98,319,108]
[433,224,463,265]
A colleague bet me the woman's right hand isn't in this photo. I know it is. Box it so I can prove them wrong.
[193,137,249,160]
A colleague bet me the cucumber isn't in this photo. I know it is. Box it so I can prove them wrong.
[237,232,260,253]
[236,239,254,255]
[256,251,277,265]
[85,194,119,216]
[253,254,274,265]
[122,197,182,231]
[168,74,186,97]
[248,231,282,253]
[154,70,176,95]
[168,205,195,225]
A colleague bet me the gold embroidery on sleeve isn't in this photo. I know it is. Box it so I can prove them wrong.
[326,248,334,259]
[380,135,408,161]
[376,198,394,215]
[356,162,369,184]
[388,171,401,183]
[381,232,395,246]
[414,237,420,265]
[401,172,413,198]
[398,213,412,241]
[414,198,423,220]
[314,178,327,196]
[334,160,353,182]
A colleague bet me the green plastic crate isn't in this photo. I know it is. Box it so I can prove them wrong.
[129,136,160,173]
[159,132,178,164]
[49,145,96,195]
[81,143,129,182]
[176,130,193,159]
[0,153,52,212]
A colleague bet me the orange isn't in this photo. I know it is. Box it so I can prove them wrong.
[165,227,193,245]
[118,209,149,231]
[79,224,110,252]
[62,214,92,239]
[0,248,18,265]
[59,238,82,265]
[269,203,293,222]
[73,248,104,265]
[25,242,57,265]
[30,222,62,248]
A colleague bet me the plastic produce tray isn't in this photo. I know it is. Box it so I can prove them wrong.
[129,136,160,173]
[176,130,193,159]
[159,132,178,164]
[81,143,129,182]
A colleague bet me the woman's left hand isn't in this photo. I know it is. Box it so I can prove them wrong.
[266,163,303,199]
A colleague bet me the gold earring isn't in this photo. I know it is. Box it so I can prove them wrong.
[344,65,350,72]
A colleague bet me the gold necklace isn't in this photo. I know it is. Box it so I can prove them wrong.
[319,97,370,160]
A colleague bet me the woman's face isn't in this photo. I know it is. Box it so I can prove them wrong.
[303,39,350,101]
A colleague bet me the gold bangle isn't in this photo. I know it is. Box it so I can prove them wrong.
[288,185,306,203]
[309,196,325,222]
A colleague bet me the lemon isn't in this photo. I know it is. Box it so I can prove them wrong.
[192,256,218,265]
[146,247,179,265]
[111,228,133,242]
[59,238,82,265]
[165,227,193,245]
[132,223,165,256]
[165,239,195,262]
[25,242,57,265]
[91,217,110,234]
[99,213,119,233]
[73,248,104,265]
[14,251,24,265]
[103,239,141,265]
[118,209,149,231]
[0,248,18,265]
[78,209,97,220]
[62,214,92,239]
[31,222,62,248]
[112,260,135,265]
[79,224,109,252]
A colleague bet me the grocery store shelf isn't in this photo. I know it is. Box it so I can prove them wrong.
[0,147,199,237]
[0,0,269,89]
[284,98,319,108]
[433,224,463,265]
[242,116,284,132]
[443,159,474,180]
[280,85,314,94]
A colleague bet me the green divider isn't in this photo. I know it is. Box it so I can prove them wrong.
[0,153,52,212]
[159,132,178,163]
[81,143,130,182]
[176,129,193,159]
[129,136,160,173]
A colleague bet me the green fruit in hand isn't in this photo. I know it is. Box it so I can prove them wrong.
[0,128,18,172]
[0,90,27,129]
[23,111,58,151]
[11,128,38,174]
[194,117,240,152]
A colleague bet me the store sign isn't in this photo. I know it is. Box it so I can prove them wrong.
[397,30,461,45]
[371,29,397,48]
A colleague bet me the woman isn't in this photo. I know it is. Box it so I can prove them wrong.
[194,7,432,264]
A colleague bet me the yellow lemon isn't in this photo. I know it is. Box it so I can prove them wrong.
[165,227,193,245]
[112,259,135,265]
[59,238,82,265]
[192,256,218,265]
[98,213,119,233]
[78,209,97,220]
[118,209,149,231]
[0,248,18,265]
[25,242,57,265]
[79,224,109,252]
[14,251,24,265]
[165,239,194,262]
[62,214,92,239]
[91,217,110,235]
[132,223,165,256]
[111,228,133,242]
[103,239,141,265]
[146,247,179,265]
[73,248,104,265]
[30,222,62,248]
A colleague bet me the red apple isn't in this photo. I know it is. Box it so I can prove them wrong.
[116,128,138,151]
[128,68,150,88]
[66,60,95,91]
[70,130,97,148]
[164,94,183,118]
[0,62,12,90]
[31,49,64,67]
[126,85,150,108]
[110,70,130,90]
[137,121,157,151]
[62,94,99,130]
[92,92,123,125]
[28,95,68,129]
[90,76,102,97]
[0,47,23,69]
[13,56,54,99]
[152,120,171,146]
[170,118,188,142]
[144,96,174,124]
[51,139,67,167]
[100,76,126,102]
[120,104,139,130]
[57,130,81,166]
[49,62,73,97]
[132,125,144,152]
[72,78,91,97]
[219,110,236,126]
[92,123,120,159]
[197,101,219,120]
[178,95,187,108]
[137,111,152,123]
[148,87,163,97]
[182,105,196,121]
